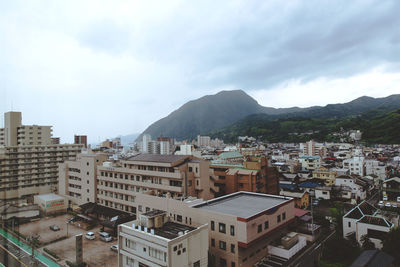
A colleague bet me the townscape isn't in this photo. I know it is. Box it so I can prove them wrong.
[1,108,399,267]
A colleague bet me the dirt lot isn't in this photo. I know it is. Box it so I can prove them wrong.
[18,214,118,266]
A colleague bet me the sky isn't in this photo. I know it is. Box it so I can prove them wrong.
[1,0,400,144]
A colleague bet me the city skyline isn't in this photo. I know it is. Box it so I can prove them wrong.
[1,1,400,143]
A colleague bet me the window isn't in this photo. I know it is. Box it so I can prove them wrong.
[211,221,215,231]
[230,225,235,236]
[282,212,286,220]
[277,215,281,223]
[211,238,215,247]
[348,221,351,227]
[220,258,227,267]
[194,261,200,267]
[177,215,183,222]
[231,263,236,267]
[219,223,226,233]
[257,224,262,233]
[231,244,235,253]
[219,241,226,250]
[173,246,177,251]
[264,221,269,230]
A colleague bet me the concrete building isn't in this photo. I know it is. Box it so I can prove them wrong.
[312,167,337,186]
[34,193,66,215]
[51,137,60,144]
[74,135,87,148]
[0,111,52,146]
[118,210,208,267]
[365,160,386,181]
[0,144,82,200]
[300,140,326,157]
[142,134,151,153]
[0,111,82,200]
[192,192,295,267]
[58,151,108,207]
[343,156,365,176]
[298,156,321,171]
[97,154,217,214]
[197,136,211,147]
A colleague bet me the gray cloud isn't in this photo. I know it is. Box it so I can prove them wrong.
[0,0,399,143]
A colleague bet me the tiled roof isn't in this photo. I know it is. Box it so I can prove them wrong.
[358,215,392,227]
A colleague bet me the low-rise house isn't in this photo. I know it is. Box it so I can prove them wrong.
[382,177,400,203]
[343,201,394,249]
[312,167,337,186]
[335,176,367,202]
[280,190,309,209]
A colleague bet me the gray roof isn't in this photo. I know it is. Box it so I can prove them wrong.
[126,154,189,164]
[193,192,291,219]
[35,194,64,201]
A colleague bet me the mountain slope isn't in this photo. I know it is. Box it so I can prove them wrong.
[138,90,400,141]
[210,107,400,144]
[139,90,299,140]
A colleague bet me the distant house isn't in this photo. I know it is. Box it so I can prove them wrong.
[382,177,400,202]
[280,190,309,209]
[343,201,394,249]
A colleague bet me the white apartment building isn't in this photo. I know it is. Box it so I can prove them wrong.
[118,210,208,267]
[300,140,326,157]
[58,151,107,206]
[365,160,386,180]
[142,134,151,153]
[343,156,365,176]
[298,156,321,171]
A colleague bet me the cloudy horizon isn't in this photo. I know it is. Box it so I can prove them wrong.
[1,0,400,143]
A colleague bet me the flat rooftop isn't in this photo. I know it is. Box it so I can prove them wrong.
[193,192,291,219]
[154,222,196,240]
[126,154,189,164]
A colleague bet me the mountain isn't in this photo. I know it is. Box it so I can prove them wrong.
[210,106,400,144]
[138,90,400,141]
[138,90,306,141]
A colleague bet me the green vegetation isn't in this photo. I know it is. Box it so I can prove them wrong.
[210,108,400,144]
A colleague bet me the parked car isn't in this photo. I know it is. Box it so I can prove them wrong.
[378,200,384,207]
[85,232,95,240]
[392,203,398,208]
[385,202,391,207]
[312,200,319,206]
[99,232,112,242]
[383,196,388,201]
[397,196,400,202]
[67,217,77,223]
[49,225,60,231]
[110,244,118,252]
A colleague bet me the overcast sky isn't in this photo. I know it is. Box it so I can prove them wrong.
[1,0,400,143]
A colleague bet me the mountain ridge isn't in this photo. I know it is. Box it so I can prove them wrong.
[137,90,400,141]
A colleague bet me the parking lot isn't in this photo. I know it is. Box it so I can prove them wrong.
[18,214,118,266]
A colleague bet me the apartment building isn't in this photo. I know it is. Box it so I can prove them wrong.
[299,156,321,171]
[0,111,82,200]
[343,156,365,176]
[58,151,107,206]
[0,144,82,200]
[74,135,87,148]
[211,156,279,196]
[96,154,217,214]
[197,136,211,147]
[300,140,326,157]
[0,111,52,146]
[118,210,208,267]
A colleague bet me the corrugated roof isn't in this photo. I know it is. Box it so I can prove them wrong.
[126,154,189,163]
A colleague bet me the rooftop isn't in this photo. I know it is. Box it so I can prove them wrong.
[124,221,196,240]
[193,191,291,219]
[126,154,189,164]
[35,193,64,201]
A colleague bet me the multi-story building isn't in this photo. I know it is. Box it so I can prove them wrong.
[300,140,326,157]
[74,135,87,148]
[142,134,151,153]
[343,156,365,176]
[96,154,217,214]
[118,210,208,267]
[0,111,52,146]
[191,192,295,267]
[0,144,82,200]
[312,167,337,186]
[51,137,60,144]
[197,136,211,147]
[210,156,280,196]
[58,151,107,206]
[0,111,82,201]
[299,156,321,171]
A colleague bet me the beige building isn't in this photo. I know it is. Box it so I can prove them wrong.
[97,154,217,214]
[0,111,52,146]
[0,144,82,200]
[118,210,208,267]
[312,166,337,186]
[34,193,66,214]
[0,111,82,200]
[58,151,107,207]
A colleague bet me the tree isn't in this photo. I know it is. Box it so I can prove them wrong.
[360,234,375,250]
[382,227,400,264]
[329,203,345,235]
